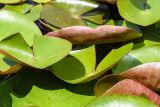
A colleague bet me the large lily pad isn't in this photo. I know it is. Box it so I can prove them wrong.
[41,0,107,28]
[0,33,72,68]
[85,95,158,107]
[113,44,160,73]
[0,10,42,46]
[117,0,160,26]
[47,25,141,45]
[0,68,96,107]
[49,43,132,84]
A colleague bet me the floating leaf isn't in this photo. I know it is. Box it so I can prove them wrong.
[85,95,158,107]
[0,0,25,4]
[117,0,160,26]
[47,25,141,45]
[2,3,32,14]
[49,43,132,84]
[26,4,43,21]
[0,68,95,107]
[0,33,72,68]
[120,62,160,91]
[32,0,51,3]
[41,0,107,28]
[94,75,160,105]
[0,10,42,46]
[113,44,160,73]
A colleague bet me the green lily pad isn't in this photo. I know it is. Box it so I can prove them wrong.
[117,0,160,26]
[0,0,25,4]
[113,44,160,73]
[0,33,72,69]
[85,95,158,107]
[0,10,42,46]
[26,4,43,21]
[0,68,95,107]
[2,3,32,14]
[49,43,132,84]
[32,0,52,3]
[41,0,106,28]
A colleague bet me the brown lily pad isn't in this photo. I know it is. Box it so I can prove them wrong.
[121,62,160,92]
[102,79,160,106]
[47,25,141,45]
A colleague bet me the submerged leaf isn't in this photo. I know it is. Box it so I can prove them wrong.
[47,25,141,45]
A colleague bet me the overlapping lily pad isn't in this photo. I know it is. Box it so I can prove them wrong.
[94,75,160,105]
[40,0,107,29]
[0,10,42,46]
[32,0,52,3]
[47,25,141,45]
[85,95,158,107]
[113,44,160,73]
[0,33,72,68]
[0,68,95,107]
[117,0,160,26]
[0,0,25,4]
[49,43,133,84]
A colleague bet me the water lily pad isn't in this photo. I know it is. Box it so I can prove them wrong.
[26,4,43,21]
[49,43,132,84]
[120,62,160,91]
[41,0,106,28]
[117,0,160,26]
[0,68,95,107]
[113,44,160,73]
[0,10,42,46]
[47,25,141,45]
[32,0,51,3]
[85,95,158,107]
[94,75,160,105]
[2,3,32,14]
[0,33,72,68]
[0,0,25,4]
